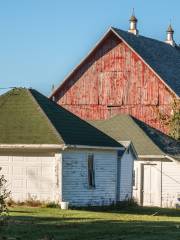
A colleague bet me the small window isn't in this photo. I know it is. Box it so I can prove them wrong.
[88,153,95,188]
[132,169,136,187]
[133,167,138,189]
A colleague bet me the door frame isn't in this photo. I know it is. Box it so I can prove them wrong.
[140,163,157,206]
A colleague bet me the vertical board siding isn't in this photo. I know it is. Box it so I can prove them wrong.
[133,161,162,207]
[119,151,134,201]
[54,33,175,133]
[62,150,117,206]
[0,154,58,202]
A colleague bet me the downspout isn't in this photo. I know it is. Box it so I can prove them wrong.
[160,160,163,207]
[60,153,63,203]
[58,146,67,203]
[117,152,122,202]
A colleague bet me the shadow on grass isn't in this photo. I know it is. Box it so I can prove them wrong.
[1,215,180,240]
[10,210,36,214]
[71,205,180,217]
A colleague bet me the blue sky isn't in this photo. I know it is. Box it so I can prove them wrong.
[0,0,180,96]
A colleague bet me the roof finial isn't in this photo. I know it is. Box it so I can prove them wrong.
[128,8,139,35]
[51,84,55,101]
[51,84,55,92]
[165,21,175,47]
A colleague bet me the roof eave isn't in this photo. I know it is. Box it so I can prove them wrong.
[0,144,66,150]
[49,26,113,98]
[66,144,125,151]
[138,154,175,162]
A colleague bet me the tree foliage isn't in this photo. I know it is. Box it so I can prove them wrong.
[158,99,180,140]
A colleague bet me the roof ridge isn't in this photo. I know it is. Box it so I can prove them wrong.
[27,89,64,145]
[113,27,180,52]
[104,114,165,154]
[127,115,165,154]
[112,27,168,45]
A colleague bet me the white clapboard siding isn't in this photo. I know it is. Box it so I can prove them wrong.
[133,161,161,206]
[119,150,134,201]
[0,154,57,202]
[62,150,117,206]
[133,159,180,208]
[162,161,180,208]
[133,161,140,202]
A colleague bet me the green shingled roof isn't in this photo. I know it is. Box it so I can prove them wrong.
[89,114,180,158]
[0,88,122,148]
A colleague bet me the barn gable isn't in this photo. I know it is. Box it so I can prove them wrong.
[51,27,180,99]
[51,27,179,132]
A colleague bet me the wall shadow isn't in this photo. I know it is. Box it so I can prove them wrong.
[0,207,180,240]
[1,213,180,240]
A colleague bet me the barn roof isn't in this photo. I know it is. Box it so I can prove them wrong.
[112,27,180,97]
[89,114,180,160]
[0,88,122,148]
[51,27,180,98]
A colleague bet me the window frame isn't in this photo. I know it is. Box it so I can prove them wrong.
[87,153,95,189]
[132,167,138,190]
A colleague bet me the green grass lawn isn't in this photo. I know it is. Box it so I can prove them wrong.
[1,206,180,240]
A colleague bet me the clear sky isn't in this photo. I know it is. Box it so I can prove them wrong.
[0,0,180,96]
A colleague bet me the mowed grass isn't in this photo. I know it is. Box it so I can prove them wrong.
[1,206,180,240]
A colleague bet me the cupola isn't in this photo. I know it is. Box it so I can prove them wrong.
[128,9,139,35]
[165,24,176,47]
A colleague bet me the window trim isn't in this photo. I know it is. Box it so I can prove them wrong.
[87,153,95,189]
[133,167,138,190]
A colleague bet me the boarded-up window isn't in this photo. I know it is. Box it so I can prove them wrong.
[88,153,95,188]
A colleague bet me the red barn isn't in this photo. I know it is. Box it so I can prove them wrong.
[50,14,180,134]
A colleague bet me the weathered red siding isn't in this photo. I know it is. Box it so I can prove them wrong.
[54,32,176,133]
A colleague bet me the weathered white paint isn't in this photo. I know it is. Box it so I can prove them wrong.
[161,161,180,208]
[133,161,162,206]
[62,149,134,206]
[62,149,118,206]
[0,147,134,206]
[54,153,62,202]
[142,164,161,206]
[119,150,134,201]
[133,159,180,208]
[0,153,58,202]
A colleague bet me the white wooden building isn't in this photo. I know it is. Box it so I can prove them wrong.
[134,158,180,208]
[90,114,180,208]
[0,88,135,206]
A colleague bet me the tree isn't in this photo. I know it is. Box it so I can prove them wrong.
[158,99,180,140]
[169,100,180,140]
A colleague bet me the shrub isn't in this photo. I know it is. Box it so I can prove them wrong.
[116,198,138,209]
[45,202,60,208]
[7,198,60,208]
[0,168,10,226]
[7,197,43,207]
[69,198,138,211]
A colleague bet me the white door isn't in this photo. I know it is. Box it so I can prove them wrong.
[143,164,159,206]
